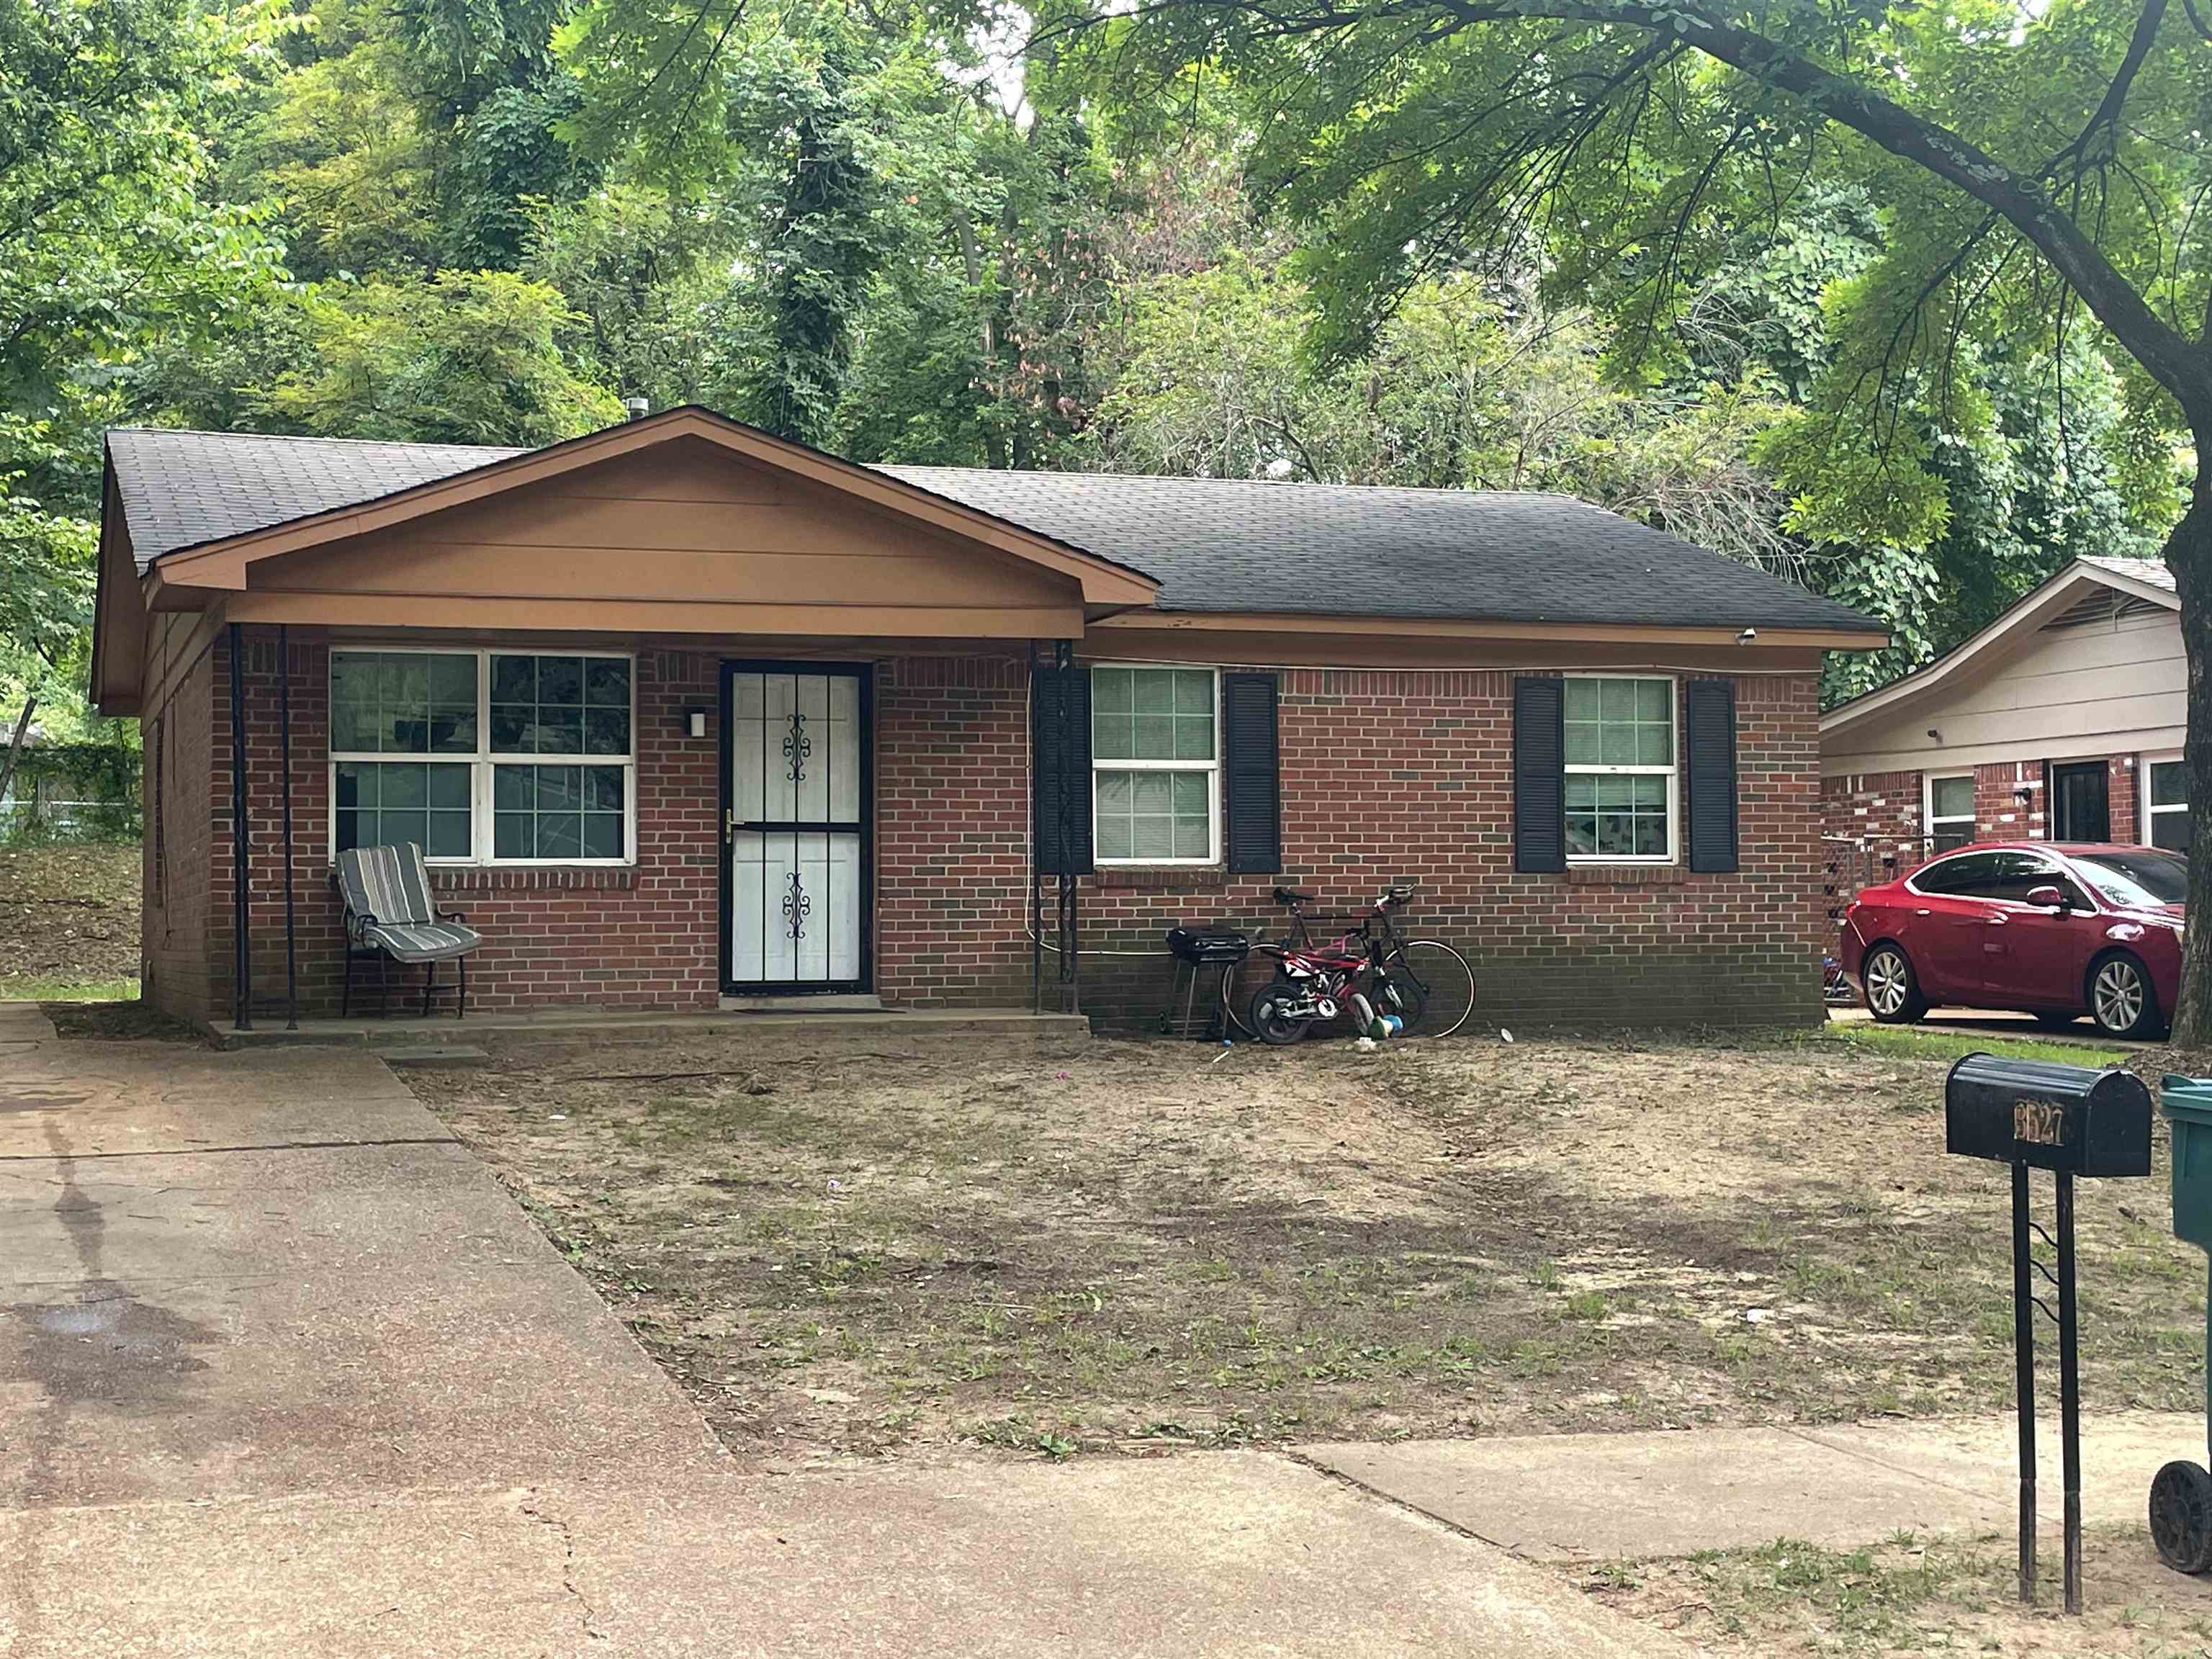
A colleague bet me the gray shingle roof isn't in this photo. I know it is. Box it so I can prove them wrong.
[108,428,523,570]
[2080,554,2175,593]
[879,466,1870,630]
[107,424,1877,633]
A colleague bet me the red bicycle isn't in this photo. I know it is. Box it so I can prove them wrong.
[1236,885,1475,1043]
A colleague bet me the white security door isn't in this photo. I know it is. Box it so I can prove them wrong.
[726,667,865,989]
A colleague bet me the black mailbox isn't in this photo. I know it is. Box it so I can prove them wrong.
[1946,1053,2153,1177]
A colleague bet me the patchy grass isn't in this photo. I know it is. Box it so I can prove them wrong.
[1578,1527,2212,1657]
[408,1025,2210,1465]
[1,973,139,1002]
[1813,1020,2129,1071]
[0,842,139,989]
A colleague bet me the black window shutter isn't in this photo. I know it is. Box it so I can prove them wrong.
[1223,672,1282,873]
[1684,679,1740,873]
[1514,677,1565,873]
[1032,661,1094,876]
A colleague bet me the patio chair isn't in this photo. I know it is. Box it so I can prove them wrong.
[335,842,480,1019]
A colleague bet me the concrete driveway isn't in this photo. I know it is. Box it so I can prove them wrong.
[0,1005,1692,1658]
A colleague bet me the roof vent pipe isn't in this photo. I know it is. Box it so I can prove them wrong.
[621,396,650,421]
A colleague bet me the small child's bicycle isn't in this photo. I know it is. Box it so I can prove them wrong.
[1227,884,1476,1043]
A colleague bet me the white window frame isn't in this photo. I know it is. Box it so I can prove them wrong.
[2142,750,2188,850]
[1088,663,1221,867]
[328,644,637,868]
[1563,673,1678,866]
[1923,771,1976,854]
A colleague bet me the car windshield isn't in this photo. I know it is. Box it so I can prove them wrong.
[2069,850,2190,908]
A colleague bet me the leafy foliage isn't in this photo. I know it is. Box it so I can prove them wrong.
[260,271,625,442]
[0,0,2194,748]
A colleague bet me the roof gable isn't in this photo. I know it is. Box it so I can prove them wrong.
[114,408,1158,609]
[1821,558,2178,741]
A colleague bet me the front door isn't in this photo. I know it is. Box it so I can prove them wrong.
[2050,761,2110,842]
[721,664,868,992]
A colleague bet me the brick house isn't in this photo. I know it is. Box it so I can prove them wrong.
[1820,557,2182,921]
[89,408,1881,1033]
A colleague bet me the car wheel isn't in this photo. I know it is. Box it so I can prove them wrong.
[1861,944,1927,1025]
[2089,952,2163,1040]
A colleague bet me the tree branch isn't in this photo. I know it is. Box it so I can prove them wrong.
[1419,0,2206,408]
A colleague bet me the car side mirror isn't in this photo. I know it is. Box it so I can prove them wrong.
[2026,884,2068,910]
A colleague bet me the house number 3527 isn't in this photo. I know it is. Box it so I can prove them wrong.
[2013,1099,2067,1146]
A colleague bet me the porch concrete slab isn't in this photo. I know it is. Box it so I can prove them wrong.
[0,1038,720,1511]
[1,1458,1699,1659]
[212,1004,1092,1051]
[1302,1412,2204,1562]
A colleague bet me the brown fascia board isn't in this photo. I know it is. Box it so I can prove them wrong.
[140,407,1161,607]
[1091,610,1889,650]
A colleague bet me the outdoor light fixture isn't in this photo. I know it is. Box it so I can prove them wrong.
[684,708,708,739]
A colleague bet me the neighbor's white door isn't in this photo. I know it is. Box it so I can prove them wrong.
[727,669,863,987]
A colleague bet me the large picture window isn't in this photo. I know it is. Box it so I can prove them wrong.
[1563,675,1676,861]
[330,649,634,865]
[1092,665,1218,863]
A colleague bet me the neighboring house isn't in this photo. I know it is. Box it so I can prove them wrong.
[89,406,1882,1032]
[1820,557,2185,911]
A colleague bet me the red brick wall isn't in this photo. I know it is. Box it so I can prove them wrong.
[2108,757,2140,843]
[881,663,1827,1029]
[1820,756,2146,859]
[140,637,215,1021]
[163,635,1825,1030]
[1972,763,2044,840]
[875,655,1036,1007]
[188,629,723,1024]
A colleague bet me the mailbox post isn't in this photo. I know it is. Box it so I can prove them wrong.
[1946,1053,2152,1614]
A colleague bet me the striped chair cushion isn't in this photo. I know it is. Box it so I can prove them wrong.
[361,920,480,963]
[336,842,480,961]
[337,842,437,929]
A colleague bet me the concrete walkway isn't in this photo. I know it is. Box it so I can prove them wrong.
[0,1011,1693,1658]
[1306,1412,2206,1562]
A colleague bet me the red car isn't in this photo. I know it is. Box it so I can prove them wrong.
[1838,842,2188,1040]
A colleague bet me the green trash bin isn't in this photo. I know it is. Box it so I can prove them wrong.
[2152,1076,2212,1573]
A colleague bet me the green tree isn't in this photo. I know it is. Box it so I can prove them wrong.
[1105,0,2212,1034]
[258,270,624,441]
[0,0,285,754]
[1091,255,1794,562]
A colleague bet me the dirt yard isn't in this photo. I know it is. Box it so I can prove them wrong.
[410,1024,2208,1470]
[1583,1524,2212,1658]
[0,842,140,998]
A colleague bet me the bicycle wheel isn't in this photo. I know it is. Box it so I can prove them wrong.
[1218,949,1276,1040]
[1382,940,1475,1038]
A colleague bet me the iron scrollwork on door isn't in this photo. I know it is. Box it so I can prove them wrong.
[783,711,811,785]
[781,869,811,941]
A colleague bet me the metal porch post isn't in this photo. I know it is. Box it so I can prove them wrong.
[1055,640,1079,1017]
[278,625,299,1030]
[228,622,252,1031]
